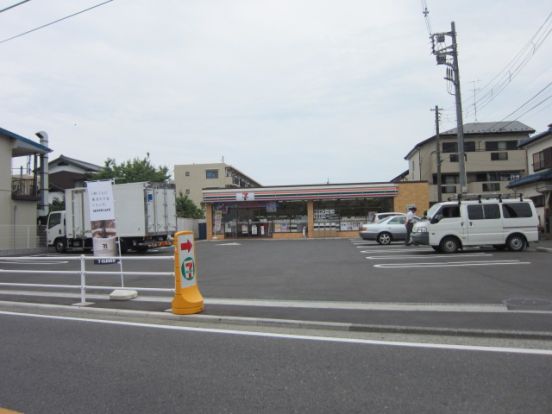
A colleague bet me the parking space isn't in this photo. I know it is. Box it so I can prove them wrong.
[350,239,533,269]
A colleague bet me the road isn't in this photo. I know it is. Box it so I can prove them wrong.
[1,311,552,414]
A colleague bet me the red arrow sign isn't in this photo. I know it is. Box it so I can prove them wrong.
[180,239,192,253]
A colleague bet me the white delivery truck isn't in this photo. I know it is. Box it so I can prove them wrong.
[415,195,539,253]
[47,182,177,253]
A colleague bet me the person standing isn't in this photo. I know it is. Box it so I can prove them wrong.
[405,206,417,245]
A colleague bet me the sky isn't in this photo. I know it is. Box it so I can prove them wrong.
[2,0,551,185]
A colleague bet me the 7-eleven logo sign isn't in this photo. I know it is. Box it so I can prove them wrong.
[181,257,195,280]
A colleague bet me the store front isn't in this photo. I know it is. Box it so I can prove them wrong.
[203,182,429,240]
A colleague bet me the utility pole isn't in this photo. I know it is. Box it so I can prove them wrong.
[431,106,443,202]
[431,21,467,194]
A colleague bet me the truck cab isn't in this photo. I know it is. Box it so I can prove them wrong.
[47,211,67,252]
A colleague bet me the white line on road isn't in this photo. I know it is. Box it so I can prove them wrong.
[366,253,493,260]
[0,259,69,265]
[375,260,531,269]
[1,310,551,356]
[359,248,434,253]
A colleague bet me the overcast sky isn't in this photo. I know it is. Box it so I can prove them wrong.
[2,0,551,185]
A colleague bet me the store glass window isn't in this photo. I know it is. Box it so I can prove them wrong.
[314,199,393,232]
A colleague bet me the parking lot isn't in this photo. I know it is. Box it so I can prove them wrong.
[1,238,552,334]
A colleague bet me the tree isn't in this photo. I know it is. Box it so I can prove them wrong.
[49,197,65,212]
[176,193,204,219]
[89,153,170,183]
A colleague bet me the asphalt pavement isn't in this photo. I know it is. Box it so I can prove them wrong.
[1,238,552,338]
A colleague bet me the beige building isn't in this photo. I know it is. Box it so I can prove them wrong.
[174,162,261,207]
[1,127,51,252]
[509,123,552,236]
[405,121,534,203]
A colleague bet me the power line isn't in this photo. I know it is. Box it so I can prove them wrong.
[498,94,552,131]
[498,81,552,122]
[0,0,114,45]
[0,0,31,14]
[421,0,432,36]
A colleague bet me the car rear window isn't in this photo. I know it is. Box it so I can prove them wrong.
[502,203,533,218]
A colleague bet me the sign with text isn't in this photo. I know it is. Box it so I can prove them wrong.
[86,180,118,264]
[236,191,255,201]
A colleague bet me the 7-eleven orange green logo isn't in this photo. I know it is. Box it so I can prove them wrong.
[181,257,195,280]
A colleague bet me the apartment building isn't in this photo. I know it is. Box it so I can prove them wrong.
[509,123,552,235]
[405,121,534,203]
[173,162,261,207]
[1,127,51,251]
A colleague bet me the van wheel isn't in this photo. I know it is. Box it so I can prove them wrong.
[440,236,459,253]
[507,235,526,252]
[431,246,440,252]
[54,238,66,253]
[377,232,392,245]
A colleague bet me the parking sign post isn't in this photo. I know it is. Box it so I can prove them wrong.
[171,231,204,315]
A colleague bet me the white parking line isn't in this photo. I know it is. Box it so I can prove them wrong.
[359,248,434,253]
[374,260,531,269]
[366,253,493,260]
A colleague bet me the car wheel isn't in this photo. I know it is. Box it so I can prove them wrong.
[54,238,66,253]
[377,232,392,245]
[507,235,526,252]
[439,236,459,253]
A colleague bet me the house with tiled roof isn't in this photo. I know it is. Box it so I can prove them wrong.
[48,154,102,203]
[404,121,534,203]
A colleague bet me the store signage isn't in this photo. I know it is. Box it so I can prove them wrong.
[236,191,255,201]
[178,233,197,288]
[86,180,118,265]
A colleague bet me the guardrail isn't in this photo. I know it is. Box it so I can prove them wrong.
[0,255,175,306]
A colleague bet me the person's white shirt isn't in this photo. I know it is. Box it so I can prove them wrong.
[406,210,415,223]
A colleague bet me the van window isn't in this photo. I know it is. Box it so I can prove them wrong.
[502,203,532,218]
[48,213,61,229]
[468,204,500,220]
[441,205,460,218]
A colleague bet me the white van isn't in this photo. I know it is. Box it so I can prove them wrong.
[419,196,539,253]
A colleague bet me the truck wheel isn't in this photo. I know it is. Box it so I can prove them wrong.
[439,236,459,253]
[377,232,392,245]
[507,235,526,252]
[54,238,66,253]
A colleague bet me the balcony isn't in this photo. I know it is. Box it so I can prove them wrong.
[12,176,38,201]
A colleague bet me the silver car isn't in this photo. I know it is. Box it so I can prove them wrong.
[359,215,418,244]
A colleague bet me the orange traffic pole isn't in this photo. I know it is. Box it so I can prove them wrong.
[171,230,204,315]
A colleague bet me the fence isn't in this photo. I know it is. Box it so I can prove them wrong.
[0,255,175,305]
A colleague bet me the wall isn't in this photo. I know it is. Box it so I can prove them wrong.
[394,182,430,215]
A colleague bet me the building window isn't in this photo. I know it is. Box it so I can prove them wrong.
[531,195,545,208]
[475,171,520,182]
[442,142,457,153]
[185,189,190,195]
[449,154,459,162]
[185,171,190,176]
[206,169,219,179]
[441,185,457,194]
[533,147,552,171]
[482,183,500,192]
[491,152,508,161]
[442,141,475,153]
[486,140,518,151]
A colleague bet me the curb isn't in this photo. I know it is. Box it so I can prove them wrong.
[536,247,552,253]
[1,300,552,341]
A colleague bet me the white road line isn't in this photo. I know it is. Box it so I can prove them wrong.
[375,260,531,269]
[359,248,434,253]
[1,310,551,356]
[0,260,69,265]
[366,253,493,260]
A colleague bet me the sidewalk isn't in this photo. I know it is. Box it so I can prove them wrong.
[532,238,552,253]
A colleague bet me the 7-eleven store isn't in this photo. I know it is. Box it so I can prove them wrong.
[203,182,428,240]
